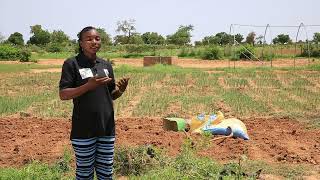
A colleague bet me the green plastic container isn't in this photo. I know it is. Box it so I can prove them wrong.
[163,117,186,131]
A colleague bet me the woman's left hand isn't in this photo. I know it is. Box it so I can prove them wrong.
[116,77,130,93]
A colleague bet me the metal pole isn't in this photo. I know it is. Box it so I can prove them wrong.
[294,23,304,69]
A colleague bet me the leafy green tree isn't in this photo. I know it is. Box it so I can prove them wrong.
[113,35,127,45]
[96,28,112,45]
[234,34,244,43]
[272,34,291,44]
[167,25,194,45]
[215,32,232,45]
[246,32,256,45]
[7,32,24,46]
[256,35,264,45]
[194,41,203,46]
[51,30,69,44]
[28,25,51,46]
[128,33,144,44]
[313,32,320,44]
[201,35,219,45]
[141,32,165,45]
[116,19,136,44]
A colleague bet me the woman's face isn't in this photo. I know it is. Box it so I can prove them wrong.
[80,29,101,54]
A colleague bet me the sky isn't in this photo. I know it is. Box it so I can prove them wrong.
[0,0,319,43]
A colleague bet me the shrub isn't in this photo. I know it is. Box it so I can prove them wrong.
[233,45,255,60]
[201,46,223,60]
[178,47,189,57]
[114,145,168,176]
[19,48,31,62]
[46,43,64,53]
[0,44,31,61]
[301,45,320,57]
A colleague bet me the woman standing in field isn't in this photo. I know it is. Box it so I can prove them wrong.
[59,26,129,180]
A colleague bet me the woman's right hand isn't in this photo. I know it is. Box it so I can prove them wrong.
[86,76,112,90]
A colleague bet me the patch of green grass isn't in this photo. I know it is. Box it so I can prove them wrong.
[0,96,37,115]
[221,89,268,115]
[0,148,74,180]
[225,78,249,88]
[31,52,74,60]
[0,64,61,73]
[0,62,320,121]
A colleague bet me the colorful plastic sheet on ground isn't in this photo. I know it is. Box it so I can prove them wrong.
[190,112,249,140]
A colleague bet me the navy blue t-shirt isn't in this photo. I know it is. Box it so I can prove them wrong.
[59,53,116,139]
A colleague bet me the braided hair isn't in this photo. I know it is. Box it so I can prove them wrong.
[77,26,96,54]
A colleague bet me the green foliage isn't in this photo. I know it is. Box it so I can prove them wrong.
[113,35,127,45]
[0,44,20,60]
[0,161,73,180]
[141,32,165,45]
[96,28,112,45]
[313,32,320,44]
[234,33,244,43]
[0,44,31,61]
[28,25,51,46]
[50,30,69,44]
[128,34,144,44]
[167,25,194,45]
[0,149,73,180]
[301,44,320,57]
[215,32,233,45]
[178,47,189,57]
[114,145,168,176]
[201,35,219,45]
[7,32,24,46]
[233,45,256,60]
[26,44,44,53]
[201,46,223,60]
[46,43,64,53]
[116,19,138,44]
[260,51,275,61]
[273,34,292,45]
[19,48,31,62]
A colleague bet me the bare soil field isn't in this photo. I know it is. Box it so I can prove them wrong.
[4,57,314,68]
[1,116,319,169]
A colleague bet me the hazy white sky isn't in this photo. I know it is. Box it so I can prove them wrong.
[0,0,319,42]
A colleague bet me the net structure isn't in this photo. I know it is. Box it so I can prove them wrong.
[228,23,320,67]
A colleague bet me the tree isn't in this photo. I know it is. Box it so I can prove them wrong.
[7,32,24,46]
[28,25,51,46]
[201,35,219,45]
[194,41,203,46]
[256,35,264,45]
[141,32,165,45]
[167,25,194,45]
[313,32,320,44]
[116,19,136,44]
[234,34,244,43]
[246,32,256,45]
[215,32,232,45]
[96,28,112,45]
[51,30,69,44]
[113,35,127,45]
[272,34,291,44]
[128,33,144,44]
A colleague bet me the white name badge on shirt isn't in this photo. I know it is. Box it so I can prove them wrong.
[103,69,109,77]
[79,68,93,79]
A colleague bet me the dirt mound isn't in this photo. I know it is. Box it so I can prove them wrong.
[1,117,320,168]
